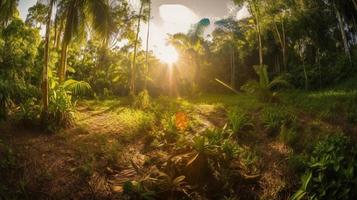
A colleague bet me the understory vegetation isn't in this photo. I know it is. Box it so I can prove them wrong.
[1,0,357,199]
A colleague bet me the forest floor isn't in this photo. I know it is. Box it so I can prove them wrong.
[1,86,356,199]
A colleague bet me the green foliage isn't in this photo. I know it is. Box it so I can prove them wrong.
[279,124,298,147]
[261,106,297,133]
[241,65,290,101]
[123,180,156,200]
[133,90,151,109]
[292,135,357,200]
[0,139,16,169]
[47,87,75,132]
[62,79,91,97]
[227,108,253,134]
[15,98,41,126]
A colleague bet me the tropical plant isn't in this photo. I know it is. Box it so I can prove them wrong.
[133,89,151,109]
[292,135,357,200]
[57,0,114,83]
[241,65,290,101]
[16,98,41,126]
[227,108,253,134]
[169,18,210,90]
[261,106,297,135]
[0,0,18,28]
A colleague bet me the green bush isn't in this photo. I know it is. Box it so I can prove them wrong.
[279,124,298,147]
[292,135,357,200]
[227,108,253,134]
[133,90,151,109]
[15,98,41,126]
[262,107,297,134]
[47,87,75,132]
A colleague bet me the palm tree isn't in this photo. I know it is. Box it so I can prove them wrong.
[169,18,210,88]
[0,0,18,28]
[130,0,150,96]
[57,0,113,83]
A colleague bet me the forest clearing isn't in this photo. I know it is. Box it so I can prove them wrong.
[1,0,357,199]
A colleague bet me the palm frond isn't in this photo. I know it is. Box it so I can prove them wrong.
[85,0,114,44]
[268,75,291,89]
[62,79,91,96]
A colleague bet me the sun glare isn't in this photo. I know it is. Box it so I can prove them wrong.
[157,45,179,65]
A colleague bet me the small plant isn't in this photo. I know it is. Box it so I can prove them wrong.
[47,87,75,132]
[0,139,16,169]
[292,135,357,200]
[133,90,151,109]
[279,124,298,147]
[262,107,297,135]
[15,98,41,126]
[123,180,156,200]
[237,147,260,175]
[227,108,253,134]
[241,65,290,101]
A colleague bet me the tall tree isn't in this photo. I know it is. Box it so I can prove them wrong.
[169,18,210,88]
[331,0,352,62]
[130,0,144,96]
[144,0,151,91]
[234,0,264,65]
[42,0,55,122]
[0,0,18,28]
[58,0,113,83]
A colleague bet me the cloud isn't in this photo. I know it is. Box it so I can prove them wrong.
[159,4,199,24]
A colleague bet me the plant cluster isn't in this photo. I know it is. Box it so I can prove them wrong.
[292,135,357,200]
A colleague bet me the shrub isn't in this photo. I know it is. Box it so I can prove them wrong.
[262,106,297,135]
[292,135,357,200]
[47,87,75,132]
[279,124,298,147]
[133,90,151,109]
[15,98,41,127]
[227,108,253,134]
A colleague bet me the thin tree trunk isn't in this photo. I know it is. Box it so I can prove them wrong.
[59,41,68,83]
[333,2,352,63]
[250,3,263,65]
[231,44,236,89]
[352,0,357,11]
[56,17,64,50]
[130,3,144,96]
[42,0,54,123]
[273,19,287,71]
[53,14,57,47]
[144,2,151,91]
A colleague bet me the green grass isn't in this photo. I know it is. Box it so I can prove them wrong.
[281,89,357,120]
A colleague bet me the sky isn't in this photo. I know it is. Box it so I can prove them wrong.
[18,0,250,61]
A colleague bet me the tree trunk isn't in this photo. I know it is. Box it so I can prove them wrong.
[42,0,54,123]
[59,41,68,83]
[352,0,357,11]
[231,44,235,89]
[334,2,352,63]
[250,3,263,65]
[130,3,144,96]
[56,17,64,50]
[144,2,151,91]
[273,19,287,72]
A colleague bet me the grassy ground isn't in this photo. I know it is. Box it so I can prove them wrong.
[0,86,356,199]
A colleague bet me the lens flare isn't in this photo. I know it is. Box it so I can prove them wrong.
[157,45,179,65]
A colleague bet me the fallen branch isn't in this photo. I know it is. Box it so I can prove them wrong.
[215,78,240,94]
